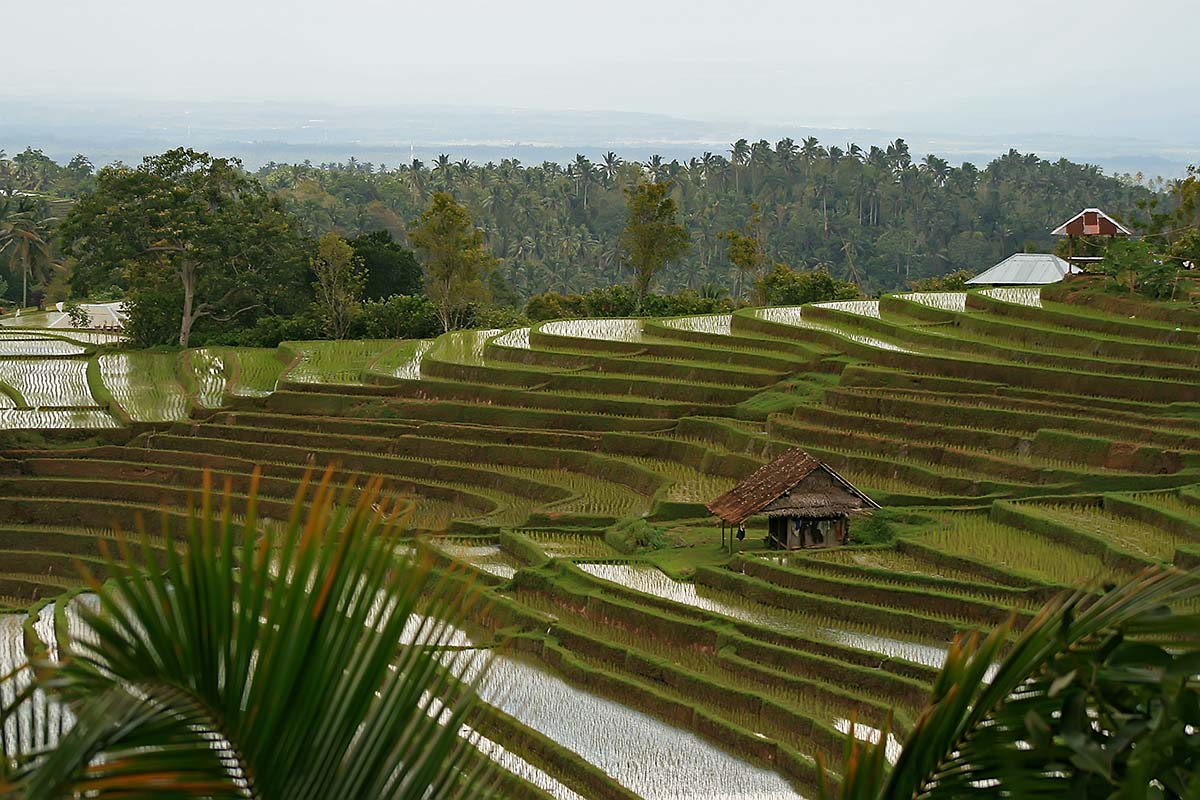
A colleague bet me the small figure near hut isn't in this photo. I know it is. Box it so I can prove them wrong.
[707,448,879,551]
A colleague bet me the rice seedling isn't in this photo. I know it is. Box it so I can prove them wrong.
[659,314,733,335]
[99,352,190,422]
[0,406,120,429]
[903,292,966,312]
[624,456,738,502]
[800,548,983,583]
[523,533,616,559]
[214,347,286,397]
[366,339,434,380]
[540,318,645,343]
[187,348,228,408]
[1030,504,1184,562]
[284,339,400,384]
[1130,491,1200,524]
[433,541,521,579]
[0,338,87,357]
[915,514,1132,586]
[491,327,531,349]
[981,286,1042,308]
[0,359,96,407]
[814,299,881,318]
[467,729,587,800]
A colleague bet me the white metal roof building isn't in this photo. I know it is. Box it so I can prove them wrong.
[964,253,1080,286]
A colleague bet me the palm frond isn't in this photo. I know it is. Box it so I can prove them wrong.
[3,467,495,799]
[826,566,1200,800]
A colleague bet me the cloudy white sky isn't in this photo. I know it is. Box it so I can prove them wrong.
[5,0,1196,140]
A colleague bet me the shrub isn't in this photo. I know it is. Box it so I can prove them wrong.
[757,264,861,305]
[352,294,441,339]
[852,510,897,545]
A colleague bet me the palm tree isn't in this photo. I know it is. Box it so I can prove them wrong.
[729,139,750,192]
[600,152,623,187]
[823,566,1200,800]
[0,203,55,308]
[433,154,453,191]
[0,470,496,798]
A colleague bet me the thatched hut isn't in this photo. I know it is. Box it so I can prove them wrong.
[707,448,879,550]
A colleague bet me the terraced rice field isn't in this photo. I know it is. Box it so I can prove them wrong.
[0,359,96,407]
[915,514,1131,585]
[99,352,190,422]
[1025,503,1184,561]
[749,306,918,353]
[4,285,1200,798]
[0,338,87,357]
[284,339,401,384]
[814,299,880,317]
[903,292,966,312]
[492,327,531,349]
[188,349,228,408]
[219,347,286,396]
[540,318,644,342]
[981,286,1042,307]
[371,339,435,379]
[660,314,733,335]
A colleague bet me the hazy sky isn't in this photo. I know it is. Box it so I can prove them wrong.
[7,0,1196,138]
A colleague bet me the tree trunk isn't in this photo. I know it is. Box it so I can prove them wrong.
[179,264,196,348]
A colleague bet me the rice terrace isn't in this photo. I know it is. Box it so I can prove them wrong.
[3,257,1200,796]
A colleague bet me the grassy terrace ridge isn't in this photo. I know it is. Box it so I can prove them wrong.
[4,290,1200,797]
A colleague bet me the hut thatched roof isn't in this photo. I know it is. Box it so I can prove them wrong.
[706,447,879,525]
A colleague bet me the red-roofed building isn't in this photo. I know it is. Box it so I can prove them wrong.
[1052,208,1134,266]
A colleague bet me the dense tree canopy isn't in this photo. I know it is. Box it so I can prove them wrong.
[250,141,1159,299]
[59,148,310,347]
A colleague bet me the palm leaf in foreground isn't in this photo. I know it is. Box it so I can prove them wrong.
[1,468,493,799]
[824,566,1200,799]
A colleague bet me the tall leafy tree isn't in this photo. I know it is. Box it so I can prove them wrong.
[59,148,309,347]
[408,192,495,332]
[620,181,689,308]
[312,232,365,339]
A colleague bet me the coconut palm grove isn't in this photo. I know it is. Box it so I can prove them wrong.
[4,32,1200,799]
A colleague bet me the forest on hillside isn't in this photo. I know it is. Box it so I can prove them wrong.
[0,140,1167,314]
[251,140,1158,297]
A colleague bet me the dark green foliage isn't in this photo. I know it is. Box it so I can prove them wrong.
[851,510,896,545]
[351,294,441,339]
[606,518,666,553]
[621,181,690,305]
[244,147,1159,299]
[60,148,311,348]
[907,269,973,291]
[524,285,732,321]
[758,264,861,305]
[349,230,422,300]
